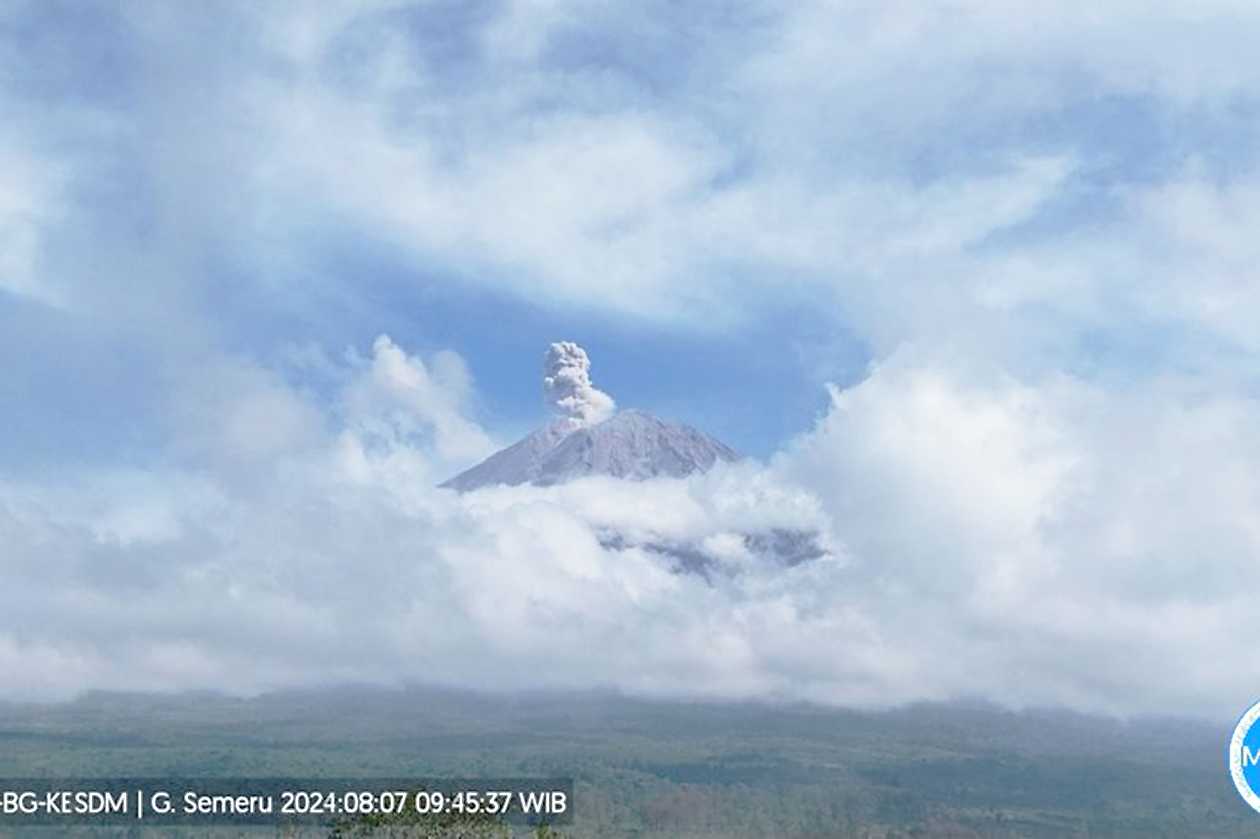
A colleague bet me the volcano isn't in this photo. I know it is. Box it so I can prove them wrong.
[439,343,824,574]
[441,408,740,491]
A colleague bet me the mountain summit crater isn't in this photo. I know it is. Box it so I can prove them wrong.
[441,343,739,491]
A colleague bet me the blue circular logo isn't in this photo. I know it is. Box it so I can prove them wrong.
[1230,700,1260,813]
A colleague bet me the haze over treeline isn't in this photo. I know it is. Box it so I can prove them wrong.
[0,686,1249,838]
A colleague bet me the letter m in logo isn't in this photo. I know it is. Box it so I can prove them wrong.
[1244,746,1260,767]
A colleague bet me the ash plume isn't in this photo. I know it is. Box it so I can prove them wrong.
[543,341,615,427]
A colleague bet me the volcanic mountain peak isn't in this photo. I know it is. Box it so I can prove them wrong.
[440,344,825,576]
[440,344,740,491]
[441,408,740,491]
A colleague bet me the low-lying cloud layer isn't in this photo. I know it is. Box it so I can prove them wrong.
[2,335,1257,720]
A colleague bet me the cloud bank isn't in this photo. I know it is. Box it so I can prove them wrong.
[1,334,1257,720]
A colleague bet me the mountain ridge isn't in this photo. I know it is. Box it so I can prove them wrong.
[440,408,740,492]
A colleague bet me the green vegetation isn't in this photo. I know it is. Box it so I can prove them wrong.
[326,808,568,839]
[0,688,1253,837]
[326,803,508,838]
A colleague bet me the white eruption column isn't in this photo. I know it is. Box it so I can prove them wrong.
[543,341,615,427]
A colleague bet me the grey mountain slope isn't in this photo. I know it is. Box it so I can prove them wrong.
[438,421,573,492]
[440,408,827,574]
[440,409,740,491]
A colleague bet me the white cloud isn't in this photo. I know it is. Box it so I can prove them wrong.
[5,0,1260,722]
[345,335,496,467]
[0,140,70,305]
[773,352,1260,715]
[1,334,1258,719]
[20,0,1257,356]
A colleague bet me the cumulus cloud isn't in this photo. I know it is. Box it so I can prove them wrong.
[0,334,841,702]
[345,335,496,466]
[771,353,1260,716]
[542,341,616,427]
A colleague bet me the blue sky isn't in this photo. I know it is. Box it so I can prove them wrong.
[0,0,893,463]
[7,0,1258,466]
[4,1,1260,714]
